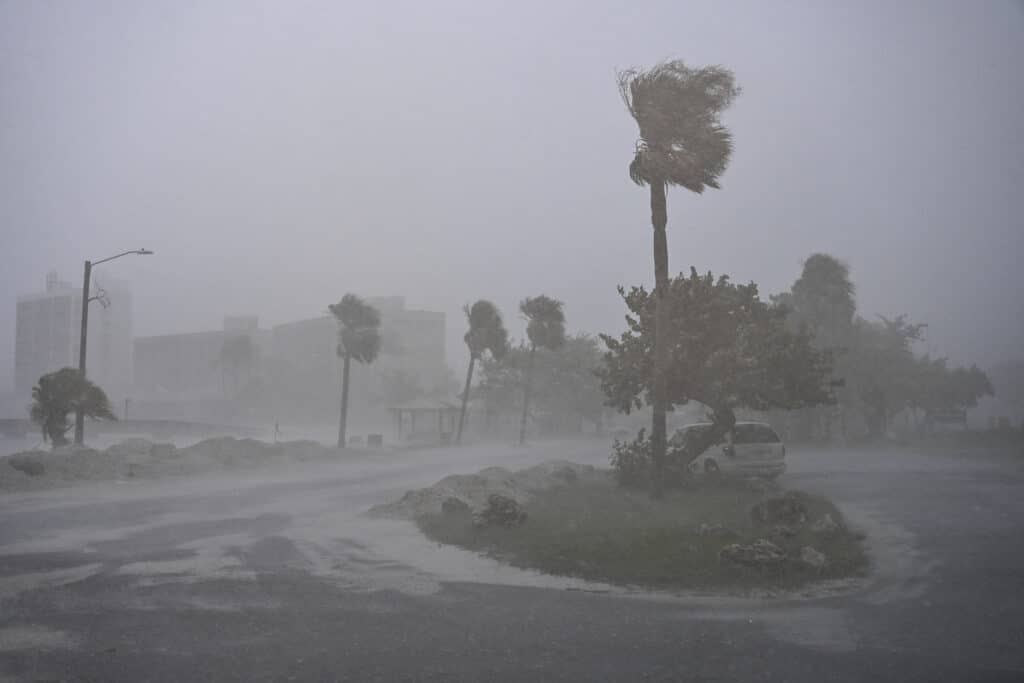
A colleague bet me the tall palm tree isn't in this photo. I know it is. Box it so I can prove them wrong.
[783,253,857,440]
[617,60,739,493]
[456,300,509,444]
[329,294,381,448]
[30,367,116,447]
[789,253,856,348]
[518,295,566,445]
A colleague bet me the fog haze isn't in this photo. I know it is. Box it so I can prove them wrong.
[2,0,1022,386]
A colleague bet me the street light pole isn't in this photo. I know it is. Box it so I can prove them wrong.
[74,248,153,445]
[74,259,93,445]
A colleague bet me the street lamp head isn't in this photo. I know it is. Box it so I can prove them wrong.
[137,249,154,255]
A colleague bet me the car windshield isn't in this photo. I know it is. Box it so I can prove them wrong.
[679,425,721,444]
[733,424,781,444]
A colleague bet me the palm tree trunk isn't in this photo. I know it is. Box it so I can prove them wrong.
[650,179,669,497]
[519,344,537,445]
[456,355,476,444]
[338,353,351,448]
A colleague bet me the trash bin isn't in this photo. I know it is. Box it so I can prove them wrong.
[368,434,383,447]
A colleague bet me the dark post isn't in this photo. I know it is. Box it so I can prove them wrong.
[518,344,536,445]
[455,356,475,444]
[338,354,351,448]
[74,260,92,445]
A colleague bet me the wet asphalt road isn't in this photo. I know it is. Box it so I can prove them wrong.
[1,440,1023,682]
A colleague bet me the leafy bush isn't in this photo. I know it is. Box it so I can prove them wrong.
[8,455,45,477]
[750,492,809,526]
[479,494,527,527]
[610,429,652,487]
[610,429,692,489]
[441,497,471,518]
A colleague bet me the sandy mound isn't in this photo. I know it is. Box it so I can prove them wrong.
[368,461,603,520]
[0,437,343,492]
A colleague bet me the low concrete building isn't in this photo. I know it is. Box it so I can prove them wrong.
[130,297,449,431]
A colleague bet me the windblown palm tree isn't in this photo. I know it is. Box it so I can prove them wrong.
[788,253,857,348]
[30,367,116,447]
[329,294,381,448]
[456,300,509,444]
[518,295,566,445]
[617,60,739,493]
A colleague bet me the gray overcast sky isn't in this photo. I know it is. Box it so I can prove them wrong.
[2,0,1022,388]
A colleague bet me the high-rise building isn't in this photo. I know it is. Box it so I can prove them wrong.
[14,271,133,410]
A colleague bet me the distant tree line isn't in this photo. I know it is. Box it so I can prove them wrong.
[771,253,994,440]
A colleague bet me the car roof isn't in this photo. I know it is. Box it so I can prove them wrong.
[678,421,774,428]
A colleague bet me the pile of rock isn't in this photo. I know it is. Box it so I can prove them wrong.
[719,539,787,568]
[368,461,598,521]
[714,492,851,572]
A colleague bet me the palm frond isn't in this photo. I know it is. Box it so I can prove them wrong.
[330,294,382,364]
[617,60,740,191]
[29,367,117,444]
[520,295,567,351]
[464,299,509,359]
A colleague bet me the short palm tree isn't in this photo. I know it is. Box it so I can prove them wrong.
[617,60,739,493]
[456,300,509,444]
[329,294,381,448]
[518,295,566,445]
[30,367,116,447]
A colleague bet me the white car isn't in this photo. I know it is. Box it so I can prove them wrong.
[670,421,786,479]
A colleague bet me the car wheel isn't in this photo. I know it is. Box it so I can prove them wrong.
[704,458,720,475]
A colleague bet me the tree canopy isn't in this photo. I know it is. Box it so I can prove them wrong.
[911,356,994,417]
[617,60,740,192]
[842,315,992,434]
[520,295,566,351]
[478,334,607,434]
[599,268,834,460]
[773,253,856,348]
[775,253,996,438]
[464,300,509,361]
[329,294,382,364]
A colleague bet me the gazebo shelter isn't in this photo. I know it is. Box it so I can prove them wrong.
[391,397,461,443]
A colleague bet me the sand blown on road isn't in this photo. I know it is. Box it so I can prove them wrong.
[0,437,359,492]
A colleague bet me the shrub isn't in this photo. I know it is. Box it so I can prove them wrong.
[8,455,45,477]
[479,494,527,527]
[610,428,692,489]
[610,429,651,487]
[441,497,471,518]
[750,492,809,526]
